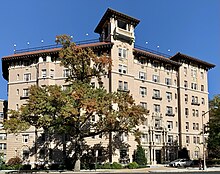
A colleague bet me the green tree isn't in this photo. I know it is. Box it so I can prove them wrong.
[134,145,147,166]
[207,95,220,158]
[4,35,148,171]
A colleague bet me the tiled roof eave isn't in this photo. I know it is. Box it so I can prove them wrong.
[2,42,113,61]
[170,53,215,69]
[133,48,181,66]
[95,8,140,34]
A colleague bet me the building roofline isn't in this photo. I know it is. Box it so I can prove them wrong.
[94,8,140,34]
[133,48,182,66]
[170,52,215,69]
[2,42,113,81]
[2,42,113,60]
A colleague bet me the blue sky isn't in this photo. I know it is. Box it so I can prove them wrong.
[0,0,219,100]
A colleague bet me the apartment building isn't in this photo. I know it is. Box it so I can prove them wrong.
[2,8,215,165]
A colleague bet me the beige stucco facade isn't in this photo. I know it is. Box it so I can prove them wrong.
[2,8,215,166]
[0,100,7,161]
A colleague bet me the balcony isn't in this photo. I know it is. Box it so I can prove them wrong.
[166,113,175,117]
[20,96,29,100]
[152,96,162,100]
[191,102,200,106]
[117,88,130,93]
[114,27,134,44]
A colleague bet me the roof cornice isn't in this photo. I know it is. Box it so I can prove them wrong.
[94,8,140,34]
[170,52,215,69]
[133,48,181,66]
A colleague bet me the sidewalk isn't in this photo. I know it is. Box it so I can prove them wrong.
[1,165,220,173]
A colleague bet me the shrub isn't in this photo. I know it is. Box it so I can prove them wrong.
[101,162,111,169]
[7,157,22,166]
[21,164,31,170]
[134,145,147,165]
[127,162,139,169]
[111,162,122,169]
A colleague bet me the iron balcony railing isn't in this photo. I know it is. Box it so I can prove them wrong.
[14,38,100,54]
[14,38,171,58]
[134,44,171,58]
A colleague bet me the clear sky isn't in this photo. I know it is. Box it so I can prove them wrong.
[0,0,219,100]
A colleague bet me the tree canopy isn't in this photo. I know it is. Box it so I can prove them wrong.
[207,95,220,158]
[4,35,148,170]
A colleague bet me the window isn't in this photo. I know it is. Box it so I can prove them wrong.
[16,104,19,111]
[140,87,147,96]
[42,69,46,78]
[118,81,123,90]
[0,113,3,119]
[153,89,160,98]
[152,75,159,82]
[91,115,95,122]
[192,109,195,117]
[17,74,20,80]
[24,73,31,81]
[192,96,198,104]
[194,151,199,159]
[155,134,161,143]
[201,72,204,79]
[118,64,127,74]
[185,94,188,103]
[118,81,128,91]
[191,68,197,78]
[0,143,6,150]
[201,85,204,91]
[120,132,128,142]
[186,136,190,143]
[191,83,197,90]
[154,104,160,113]
[165,78,171,85]
[139,72,146,80]
[197,137,200,144]
[184,80,188,88]
[22,134,29,143]
[140,102,147,109]
[193,136,197,143]
[193,123,196,130]
[166,92,172,101]
[196,123,199,130]
[124,82,128,91]
[155,119,161,128]
[23,150,29,160]
[184,67,187,76]
[165,65,172,71]
[118,19,127,30]
[174,79,177,86]
[0,123,3,129]
[23,89,29,97]
[167,121,173,129]
[16,89,19,95]
[185,108,189,116]
[50,69,54,78]
[186,122,189,130]
[118,48,127,59]
[168,135,173,144]
[196,110,199,117]
[201,98,205,105]
[166,106,173,115]
[141,134,148,142]
[0,133,6,140]
[63,69,70,77]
